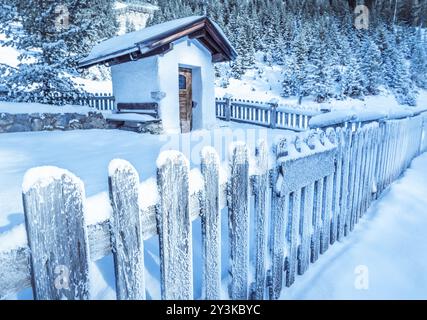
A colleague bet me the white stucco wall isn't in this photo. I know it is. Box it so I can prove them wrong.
[111,56,159,105]
[158,37,216,133]
[111,36,216,133]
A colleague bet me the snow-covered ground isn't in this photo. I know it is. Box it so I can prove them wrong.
[0,123,284,299]
[215,54,427,112]
[1,125,427,300]
[282,152,427,300]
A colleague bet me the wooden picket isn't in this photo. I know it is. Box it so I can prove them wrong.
[108,160,145,300]
[22,167,90,300]
[200,147,221,300]
[252,140,269,300]
[228,143,250,300]
[157,151,193,300]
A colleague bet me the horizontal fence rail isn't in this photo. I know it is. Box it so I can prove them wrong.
[215,97,320,132]
[1,108,427,300]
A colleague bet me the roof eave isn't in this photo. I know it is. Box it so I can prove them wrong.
[78,16,237,68]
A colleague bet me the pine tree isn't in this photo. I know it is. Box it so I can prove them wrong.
[126,18,136,33]
[2,0,118,105]
[282,55,297,98]
[409,30,427,89]
[360,36,382,95]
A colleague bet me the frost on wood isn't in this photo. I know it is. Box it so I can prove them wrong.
[309,110,356,129]
[274,132,337,285]
[156,151,193,300]
[228,142,250,300]
[108,159,145,300]
[269,139,287,299]
[252,140,269,300]
[22,166,90,300]
[327,128,341,245]
[337,128,352,241]
[200,147,221,300]
[298,182,314,276]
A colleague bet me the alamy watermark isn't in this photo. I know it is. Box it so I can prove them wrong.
[54,265,70,290]
[354,265,369,290]
[54,4,70,31]
[354,5,370,30]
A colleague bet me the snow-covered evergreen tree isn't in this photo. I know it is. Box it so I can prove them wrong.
[1,0,117,105]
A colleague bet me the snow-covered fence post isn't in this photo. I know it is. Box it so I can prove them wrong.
[338,128,351,241]
[269,137,289,299]
[311,177,324,263]
[349,129,362,231]
[269,100,278,129]
[224,94,232,122]
[327,128,341,245]
[228,143,250,300]
[251,140,269,300]
[200,147,221,300]
[22,167,90,300]
[297,136,316,275]
[156,151,193,300]
[320,133,334,254]
[108,160,145,300]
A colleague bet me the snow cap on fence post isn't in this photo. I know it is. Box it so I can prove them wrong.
[200,147,221,300]
[156,151,193,300]
[22,166,90,300]
[108,159,145,300]
[228,142,250,300]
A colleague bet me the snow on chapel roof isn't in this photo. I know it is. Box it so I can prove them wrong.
[79,16,237,68]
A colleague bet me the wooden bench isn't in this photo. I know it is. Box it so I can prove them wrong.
[106,102,161,133]
[117,103,160,119]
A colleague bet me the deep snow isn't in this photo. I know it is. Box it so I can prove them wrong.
[1,125,427,299]
[281,152,427,300]
[0,123,282,299]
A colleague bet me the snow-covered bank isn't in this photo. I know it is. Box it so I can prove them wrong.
[0,102,98,115]
[215,58,427,112]
[281,152,427,300]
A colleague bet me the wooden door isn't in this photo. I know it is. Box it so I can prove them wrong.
[179,68,192,133]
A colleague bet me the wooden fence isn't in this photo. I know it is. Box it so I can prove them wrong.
[77,93,115,111]
[215,97,320,132]
[1,109,427,300]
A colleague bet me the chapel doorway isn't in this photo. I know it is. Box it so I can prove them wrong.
[179,67,193,133]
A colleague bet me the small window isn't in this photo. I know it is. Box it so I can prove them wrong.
[179,75,187,90]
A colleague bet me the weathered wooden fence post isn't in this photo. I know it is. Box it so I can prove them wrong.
[338,128,351,241]
[269,99,278,129]
[269,138,288,299]
[252,140,269,300]
[200,147,221,300]
[327,128,340,245]
[320,132,334,254]
[22,167,90,300]
[108,160,145,300]
[228,143,250,300]
[156,151,193,300]
[298,138,315,276]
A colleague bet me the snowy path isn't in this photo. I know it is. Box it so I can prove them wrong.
[281,153,427,300]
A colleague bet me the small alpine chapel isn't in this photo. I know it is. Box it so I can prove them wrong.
[79,16,237,134]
